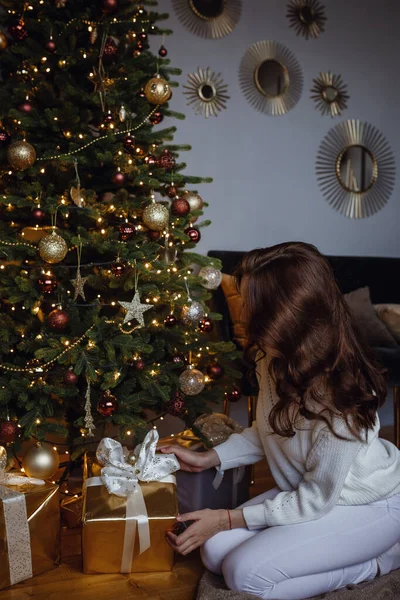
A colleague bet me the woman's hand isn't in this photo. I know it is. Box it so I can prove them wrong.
[158,445,220,473]
[166,509,228,555]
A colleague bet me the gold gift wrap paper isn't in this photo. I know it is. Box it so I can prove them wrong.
[0,481,60,589]
[157,429,204,450]
[82,455,178,573]
[60,495,82,529]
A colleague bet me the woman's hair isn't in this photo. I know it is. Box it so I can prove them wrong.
[235,242,386,441]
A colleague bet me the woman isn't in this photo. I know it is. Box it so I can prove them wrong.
[161,242,400,600]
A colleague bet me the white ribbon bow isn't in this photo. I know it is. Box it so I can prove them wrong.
[86,429,179,573]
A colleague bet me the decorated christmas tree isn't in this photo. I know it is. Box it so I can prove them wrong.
[0,0,240,464]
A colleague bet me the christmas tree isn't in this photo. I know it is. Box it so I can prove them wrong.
[0,0,240,461]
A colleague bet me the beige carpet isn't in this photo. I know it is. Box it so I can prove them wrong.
[196,568,400,600]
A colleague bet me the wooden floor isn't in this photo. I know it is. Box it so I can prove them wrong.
[1,426,393,599]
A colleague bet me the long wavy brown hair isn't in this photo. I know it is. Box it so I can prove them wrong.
[235,242,386,440]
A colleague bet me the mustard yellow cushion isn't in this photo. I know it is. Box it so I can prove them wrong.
[220,274,247,349]
[374,304,400,343]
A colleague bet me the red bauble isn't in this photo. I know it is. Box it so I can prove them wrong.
[166,185,177,199]
[64,369,78,385]
[45,39,56,53]
[138,88,146,99]
[119,222,136,241]
[184,226,201,243]
[103,38,118,60]
[147,230,161,241]
[139,32,148,41]
[144,154,157,166]
[123,135,135,154]
[166,391,187,417]
[158,45,168,57]
[112,172,125,186]
[135,40,144,52]
[133,358,145,371]
[199,316,213,332]
[32,207,45,222]
[8,20,28,41]
[102,0,118,12]
[149,111,164,125]
[0,129,10,147]
[207,363,224,380]
[224,385,242,403]
[0,419,18,443]
[97,390,118,417]
[171,197,190,217]
[111,260,126,276]
[48,308,69,330]
[18,101,32,113]
[164,314,177,328]
[38,273,57,294]
[157,149,175,171]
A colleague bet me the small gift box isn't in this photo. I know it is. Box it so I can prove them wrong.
[82,429,179,574]
[0,469,60,589]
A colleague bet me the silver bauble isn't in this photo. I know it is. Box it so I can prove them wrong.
[184,191,204,223]
[199,266,222,290]
[179,365,205,396]
[142,202,170,231]
[182,300,205,325]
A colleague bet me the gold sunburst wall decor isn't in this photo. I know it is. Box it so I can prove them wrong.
[286,0,327,40]
[311,72,349,117]
[183,68,230,118]
[239,40,303,116]
[316,120,396,219]
[172,0,242,39]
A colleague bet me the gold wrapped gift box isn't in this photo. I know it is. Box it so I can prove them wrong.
[0,481,60,590]
[61,495,82,529]
[82,453,178,574]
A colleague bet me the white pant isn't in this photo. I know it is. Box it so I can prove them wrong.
[201,487,400,600]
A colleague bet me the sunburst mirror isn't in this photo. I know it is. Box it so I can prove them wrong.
[316,120,396,219]
[239,41,303,116]
[311,72,349,117]
[183,67,229,118]
[286,0,327,39]
[172,0,242,39]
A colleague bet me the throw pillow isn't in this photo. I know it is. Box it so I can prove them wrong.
[220,274,247,349]
[374,304,400,343]
[343,287,398,348]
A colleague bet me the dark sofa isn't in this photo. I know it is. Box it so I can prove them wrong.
[208,251,400,447]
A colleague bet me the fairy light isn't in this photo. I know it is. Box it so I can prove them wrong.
[36,418,41,424]
[126,430,132,436]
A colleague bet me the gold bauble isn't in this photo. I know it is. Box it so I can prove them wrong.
[22,442,59,480]
[0,445,7,472]
[142,202,170,231]
[7,141,36,171]
[0,33,8,50]
[184,191,204,223]
[38,230,68,264]
[144,74,171,105]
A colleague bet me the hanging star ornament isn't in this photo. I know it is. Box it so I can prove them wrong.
[71,270,88,301]
[119,291,153,327]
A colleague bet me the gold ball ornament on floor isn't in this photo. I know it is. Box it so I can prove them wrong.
[144,74,171,105]
[142,202,170,231]
[7,140,36,171]
[22,442,60,479]
[39,230,68,264]
[0,32,8,50]
[178,365,205,396]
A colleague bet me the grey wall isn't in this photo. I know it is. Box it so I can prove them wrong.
[159,0,400,257]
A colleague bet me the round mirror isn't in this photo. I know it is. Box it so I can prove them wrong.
[322,86,338,103]
[336,145,377,193]
[255,59,289,98]
[190,0,225,19]
[199,83,216,101]
[299,6,315,24]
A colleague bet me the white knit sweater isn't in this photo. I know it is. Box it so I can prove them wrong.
[214,356,400,530]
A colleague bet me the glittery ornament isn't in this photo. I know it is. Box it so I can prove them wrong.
[32,207,45,221]
[0,446,7,472]
[224,385,242,403]
[158,45,168,57]
[111,259,126,276]
[199,266,222,290]
[182,301,205,326]
[149,111,164,125]
[89,27,98,44]
[0,419,17,444]
[71,270,88,301]
[38,273,57,294]
[84,381,95,436]
[0,33,8,50]
[166,391,186,416]
[179,365,205,396]
[166,185,178,198]
[112,171,126,186]
[119,222,136,241]
[48,308,69,330]
[184,226,201,243]
[142,202,169,231]
[206,362,224,380]
[8,20,27,41]
[144,74,171,105]
[119,290,153,327]
[97,390,118,416]
[144,154,157,166]
[157,149,175,171]
[119,105,126,122]
[199,316,214,332]
[184,191,204,222]
[39,230,68,264]
[171,197,190,217]
[7,140,36,171]
[103,37,117,61]
[64,368,78,385]
[164,314,177,328]
[22,442,59,479]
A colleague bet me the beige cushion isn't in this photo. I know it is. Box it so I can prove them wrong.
[374,304,400,343]
[220,274,247,349]
[344,287,398,348]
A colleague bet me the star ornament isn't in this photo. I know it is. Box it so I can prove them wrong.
[71,270,89,301]
[119,291,153,327]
